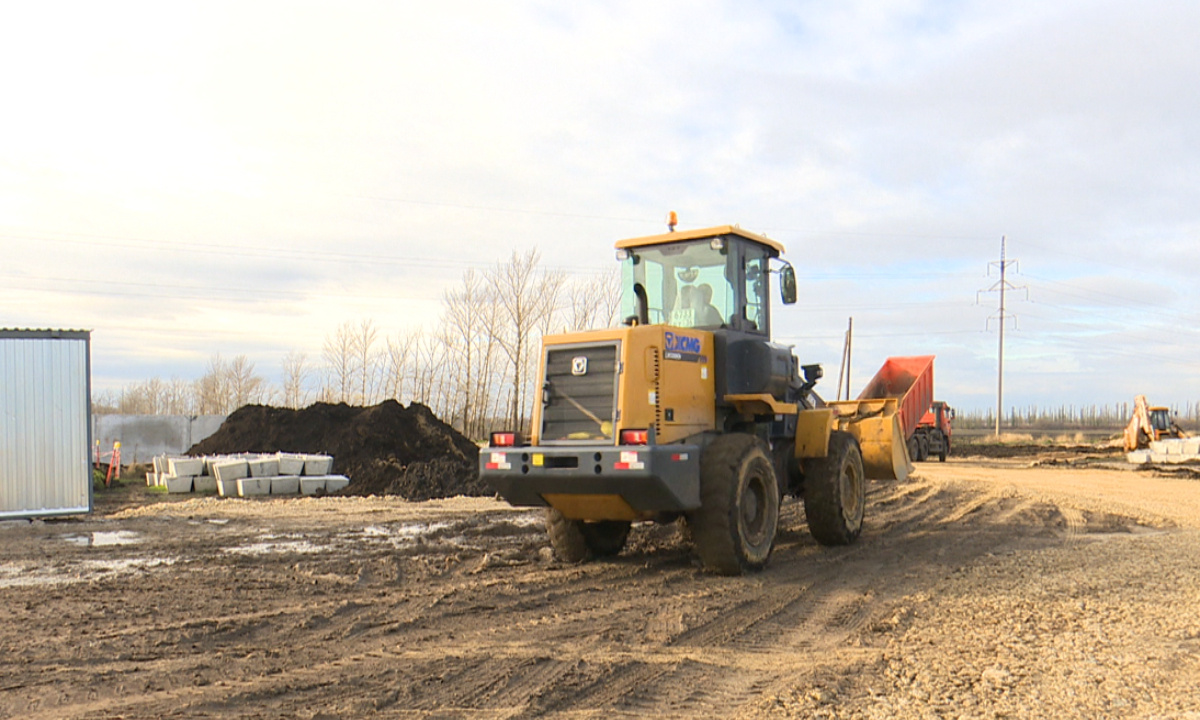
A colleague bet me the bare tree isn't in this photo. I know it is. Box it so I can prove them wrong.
[352,319,381,405]
[194,355,230,414]
[228,355,266,409]
[442,269,496,436]
[322,322,356,403]
[281,350,311,409]
[383,331,416,403]
[488,249,567,432]
[564,268,622,331]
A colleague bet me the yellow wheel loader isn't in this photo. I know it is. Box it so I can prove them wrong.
[480,225,911,574]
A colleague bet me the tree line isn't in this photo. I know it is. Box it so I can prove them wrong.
[95,250,621,441]
[955,403,1200,431]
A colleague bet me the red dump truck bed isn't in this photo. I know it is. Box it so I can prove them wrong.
[857,355,934,440]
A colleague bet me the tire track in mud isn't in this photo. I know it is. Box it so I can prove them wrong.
[572,478,1092,716]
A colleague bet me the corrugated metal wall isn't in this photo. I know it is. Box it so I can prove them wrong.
[0,330,92,519]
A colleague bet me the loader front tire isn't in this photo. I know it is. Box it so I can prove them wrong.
[690,434,780,575]
[803,431,865,546]
[545,509,630,563]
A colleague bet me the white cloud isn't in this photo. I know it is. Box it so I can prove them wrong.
[1,0,1198,411]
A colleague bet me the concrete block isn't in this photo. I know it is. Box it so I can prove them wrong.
[323,475,350,493]
[299,477,326,495]
[1165,441,1184,455]
[213,461,249,483]
[248,457,280,477]
[169,457,204,477]
[237,478,270,496]
[1149,453,1170,463]
[277,454,306,476]
[165,475,194,493]
[1184,440,1200,455]
[1126,450,1150,464]
[304,455,334,476]
[193,475,218,493]
[270,476,300,494]
[1149,441,1167,454]
[153,456,168,474]
[216,478,240,497]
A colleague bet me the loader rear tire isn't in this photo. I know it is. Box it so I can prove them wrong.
[581,520,631,557]
[803,431,865,546]
[545,509,630,563]
[690,434,780,575]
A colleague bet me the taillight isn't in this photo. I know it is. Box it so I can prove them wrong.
[490,432,519,447]
[620,429,649,445]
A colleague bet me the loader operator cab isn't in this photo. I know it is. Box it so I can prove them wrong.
[616,226,797,334]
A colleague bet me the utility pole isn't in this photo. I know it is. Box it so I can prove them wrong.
[978,237,1026,436]
[836,317,853,401]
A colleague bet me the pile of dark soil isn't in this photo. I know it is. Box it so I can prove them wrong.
[187,401,487,500]
[954,443,1120,460]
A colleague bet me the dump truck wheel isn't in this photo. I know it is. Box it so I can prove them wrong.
[690,434,780,575]
[546,510,630,562]
[907,437,919,463]
[803,431,865,546]
[916,436,929,462]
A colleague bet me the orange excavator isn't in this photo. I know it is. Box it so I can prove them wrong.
[1123,395,1188,451]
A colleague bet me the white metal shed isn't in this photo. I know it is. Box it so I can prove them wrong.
[0,329,93,519]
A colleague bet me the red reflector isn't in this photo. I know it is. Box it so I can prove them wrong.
[620,429,649,445]
[613,462,630,470]
[491,432,517,447]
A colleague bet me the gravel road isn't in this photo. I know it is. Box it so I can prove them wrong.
[2,455,1198,719]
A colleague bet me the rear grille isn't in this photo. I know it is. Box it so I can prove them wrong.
[541,344,618,443]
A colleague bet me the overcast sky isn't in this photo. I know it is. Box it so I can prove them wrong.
[3,0,1199,415]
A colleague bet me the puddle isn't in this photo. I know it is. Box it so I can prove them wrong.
[61,530,142,547]
[0,557,177,588]
[221,514,543,557]
[222,539,326,556]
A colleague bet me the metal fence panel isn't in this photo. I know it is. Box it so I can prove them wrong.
[0,330,92,519]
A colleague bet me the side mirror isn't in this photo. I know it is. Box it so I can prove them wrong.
[780,264,797,305]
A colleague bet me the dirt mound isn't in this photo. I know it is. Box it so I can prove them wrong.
[954,443,1118,459]
[187,401,487,500]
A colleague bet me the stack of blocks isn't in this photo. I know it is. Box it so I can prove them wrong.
[1126,438,1200,465]
[146,452,350,496]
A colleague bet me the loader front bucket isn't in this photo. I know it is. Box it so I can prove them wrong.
[828,399,913,481]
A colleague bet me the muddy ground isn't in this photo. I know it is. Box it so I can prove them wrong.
[3,452,1199,719]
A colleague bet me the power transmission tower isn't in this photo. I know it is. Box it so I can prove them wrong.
[977,236,1027,436]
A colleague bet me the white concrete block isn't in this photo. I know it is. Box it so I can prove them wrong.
[1165,441,1184,455]
[1149,441,1168,454]
[277,454,305,475]
[213,461,249,483]
[303,455,333,476]
[248,458,280,477]
[1126,450,1150,464]
[299,477,326,495]
[323,475,350,493]
[1149,453,1170,463]
[153,456,168,474]
[193,476,218,493]
[270,476,300,494]
[165,476,194,493]
[1184,440,1200,455]
[169,457,204,477]
[216,478,240,497]
[237,477,270,496]
[146,471,159,486]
